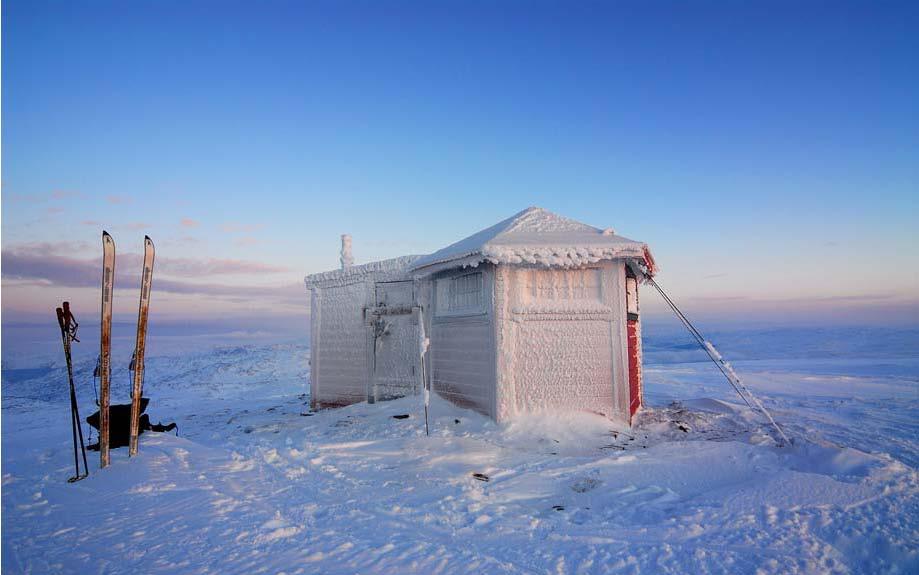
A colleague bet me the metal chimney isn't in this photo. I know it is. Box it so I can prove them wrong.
[340,234,353,270]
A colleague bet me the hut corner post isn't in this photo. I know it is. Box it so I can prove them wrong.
[309,286,321,411]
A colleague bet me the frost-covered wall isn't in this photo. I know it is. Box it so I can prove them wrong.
[310,281,370,408]
[305,256,420,409]
[429,265,497,418]
[494,261,630,423]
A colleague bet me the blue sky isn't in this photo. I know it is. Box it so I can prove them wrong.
[3,0,918,331]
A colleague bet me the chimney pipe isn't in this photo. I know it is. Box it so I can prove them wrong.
[340,234,353,270]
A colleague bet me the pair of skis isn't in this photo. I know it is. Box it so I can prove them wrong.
[98,231,155,468]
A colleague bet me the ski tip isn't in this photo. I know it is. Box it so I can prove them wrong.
[102,230,111,238]
[144,235,154,245]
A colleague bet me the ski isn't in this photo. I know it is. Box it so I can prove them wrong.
[129,236,155,456]
[56,301,89,482]
[99,231,115,468]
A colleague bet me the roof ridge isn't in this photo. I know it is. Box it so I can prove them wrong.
[492,206,599,240]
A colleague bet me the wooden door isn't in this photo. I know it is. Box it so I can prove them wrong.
[370,281,418,401]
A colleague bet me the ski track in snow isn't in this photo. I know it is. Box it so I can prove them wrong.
[2,339,918,574]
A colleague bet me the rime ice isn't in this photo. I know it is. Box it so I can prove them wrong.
[305,207,655,424]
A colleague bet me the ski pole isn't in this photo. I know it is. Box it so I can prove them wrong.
[57,304,87,482]
[64,302,89,478]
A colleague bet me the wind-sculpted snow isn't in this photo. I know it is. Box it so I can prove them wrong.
[2,333,918,574]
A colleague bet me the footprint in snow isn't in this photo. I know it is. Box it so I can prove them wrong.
[571,477,602,493]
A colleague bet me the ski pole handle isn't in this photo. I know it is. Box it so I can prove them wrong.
[61,301,80,342]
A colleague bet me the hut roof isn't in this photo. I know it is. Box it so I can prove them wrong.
[411,207,656,275]
[304,255,422,289]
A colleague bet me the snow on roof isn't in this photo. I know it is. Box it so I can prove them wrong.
[411,207,656,274]
[304,255,422,289]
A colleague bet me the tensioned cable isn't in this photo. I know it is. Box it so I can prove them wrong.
[645,275,790,446]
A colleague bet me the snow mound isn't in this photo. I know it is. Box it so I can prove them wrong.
[786,441,895,480]
[499,410,620,454]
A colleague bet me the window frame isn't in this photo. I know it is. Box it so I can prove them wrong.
[434,270,487,318]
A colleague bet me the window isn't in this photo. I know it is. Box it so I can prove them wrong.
[625,275,639,319]
[527,268,602,302]
[436,272,484,316]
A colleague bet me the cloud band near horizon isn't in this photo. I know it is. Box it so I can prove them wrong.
[1,243,307,319]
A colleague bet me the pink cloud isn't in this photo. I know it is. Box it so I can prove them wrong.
[10,240,95,256]
[51,190,82,200]
[6,193,40,204]
[2,243,290,284]
[106,195,131,204]
[221,223,263,234]
[234,236,261,247]
[7,191,82,204]
[157,257,289,275]
[180,218,200,228]
[1,247,304,315]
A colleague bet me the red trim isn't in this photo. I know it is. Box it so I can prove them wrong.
[627,318,642,421]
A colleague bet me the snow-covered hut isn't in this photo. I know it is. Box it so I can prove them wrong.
[304,207,656,425]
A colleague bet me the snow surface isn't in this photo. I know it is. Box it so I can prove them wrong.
[2,328,918,574]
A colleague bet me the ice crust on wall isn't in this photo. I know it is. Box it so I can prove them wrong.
[306,255,421,408]
[494,262,630,423]
[312,281,369,406]
[513,319,615,411]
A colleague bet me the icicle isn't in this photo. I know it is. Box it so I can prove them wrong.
[418,306,431,436]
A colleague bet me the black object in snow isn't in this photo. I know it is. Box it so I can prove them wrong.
[86,399,177,451]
